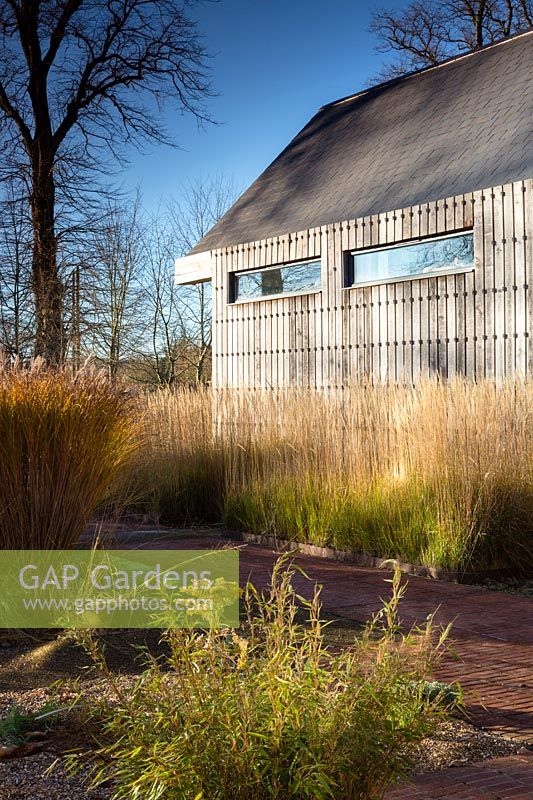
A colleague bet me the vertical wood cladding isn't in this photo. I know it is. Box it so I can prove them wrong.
[211,180,533,388]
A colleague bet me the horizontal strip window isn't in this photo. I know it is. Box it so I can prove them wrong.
[346,231,474,287]
[230,259,321,302]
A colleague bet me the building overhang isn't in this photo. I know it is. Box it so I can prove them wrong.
[174,251,212,285]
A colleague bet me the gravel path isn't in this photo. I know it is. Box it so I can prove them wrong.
[0,752,111,800]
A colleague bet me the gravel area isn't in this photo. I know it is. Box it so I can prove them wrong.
[412,719,524,771]
[0,752,111,800]
[475,578,533,597]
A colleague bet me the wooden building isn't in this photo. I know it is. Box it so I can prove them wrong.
[176,31,533,388]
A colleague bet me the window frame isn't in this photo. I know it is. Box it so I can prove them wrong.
[344,229,475,289]
[229,257,323,304]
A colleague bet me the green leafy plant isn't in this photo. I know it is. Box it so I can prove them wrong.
[417,680,464,711]
[0,702,60,744]
[67,561,451,800]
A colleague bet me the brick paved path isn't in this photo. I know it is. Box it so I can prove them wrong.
[386,753,533,799]
[128,532,533,798]
[132,533,533,743]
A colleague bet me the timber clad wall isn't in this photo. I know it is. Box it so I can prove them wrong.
[211,179,533,388]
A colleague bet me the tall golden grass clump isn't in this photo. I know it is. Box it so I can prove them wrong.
[0,360,138,549]
[128,386,223,523]
[130,379,533,574]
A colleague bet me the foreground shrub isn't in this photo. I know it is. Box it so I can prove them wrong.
[69,562,450,800]
[0,360,138,549]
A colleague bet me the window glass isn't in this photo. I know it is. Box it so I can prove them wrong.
[233,259,321,301]
[352,232,474,285]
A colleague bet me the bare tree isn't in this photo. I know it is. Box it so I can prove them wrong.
[0,1,211,363]
[370,0,533,78]
[86,193,146,378]
[0,180,34,358]
[139,252,213,386]
[166,175,238,383]
[174,282,212,384]
[133,176,237,386]
[169,175,238,255]
[137,213,184,386]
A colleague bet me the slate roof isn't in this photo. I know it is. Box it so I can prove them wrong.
[191,30,533,254]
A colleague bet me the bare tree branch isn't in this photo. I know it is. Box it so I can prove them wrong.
[370,0,532,78]
[0,0,212,362]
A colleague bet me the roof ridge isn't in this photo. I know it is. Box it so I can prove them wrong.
[322,27,533,111]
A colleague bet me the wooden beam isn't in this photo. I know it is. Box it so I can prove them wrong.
[174,251,212,285]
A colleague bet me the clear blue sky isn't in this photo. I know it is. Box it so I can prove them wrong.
[122,0,404,212]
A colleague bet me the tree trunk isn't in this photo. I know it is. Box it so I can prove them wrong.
[474,1,487,47]
[30,157,63,364]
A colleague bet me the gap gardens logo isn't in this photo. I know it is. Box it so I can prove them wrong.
[0,550,239,629]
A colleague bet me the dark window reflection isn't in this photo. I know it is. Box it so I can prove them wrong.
[234,260,321,301]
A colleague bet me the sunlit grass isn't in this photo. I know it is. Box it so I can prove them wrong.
[128,379,533,574]
[0,360,139,549]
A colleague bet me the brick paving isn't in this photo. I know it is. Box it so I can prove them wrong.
[385,753,533,799]
[232,542,533,743]
[127,531,533,799]
[131,532,533,743]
